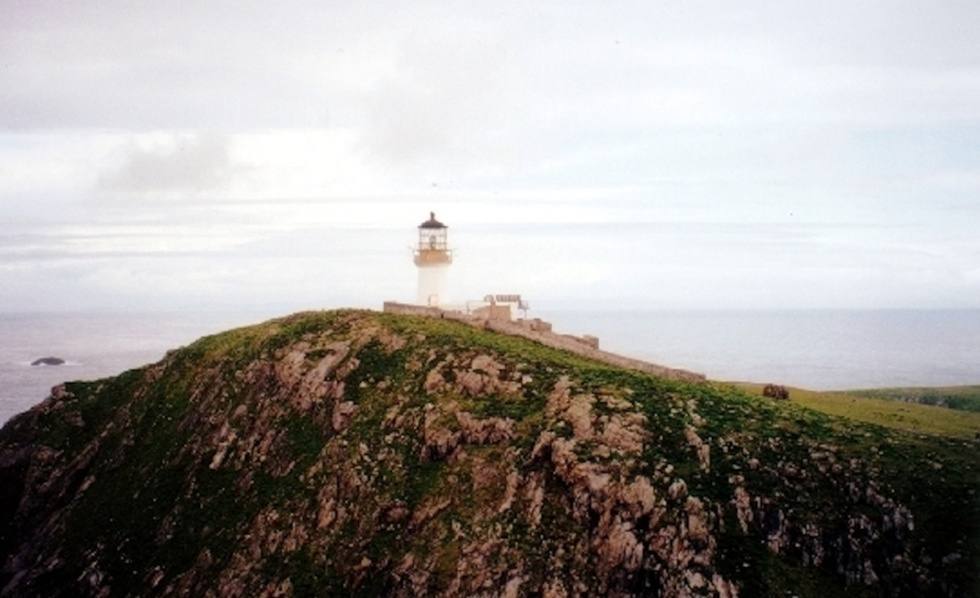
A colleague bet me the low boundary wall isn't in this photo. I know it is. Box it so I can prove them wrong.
[382,301,705,383]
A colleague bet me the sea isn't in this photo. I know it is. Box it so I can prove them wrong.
[2,309,980,425]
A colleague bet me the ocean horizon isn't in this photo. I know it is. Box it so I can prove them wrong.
[2,308,979,424]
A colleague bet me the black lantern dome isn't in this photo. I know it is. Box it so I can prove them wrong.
[419,212,447,229]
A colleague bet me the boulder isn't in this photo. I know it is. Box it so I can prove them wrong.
[763,384,789,400]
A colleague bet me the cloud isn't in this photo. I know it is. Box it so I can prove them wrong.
[353,30,521,172]
[97,133,237,194]
[1,2,980,310]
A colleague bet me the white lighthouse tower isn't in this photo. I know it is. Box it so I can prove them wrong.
[414,212,452,306]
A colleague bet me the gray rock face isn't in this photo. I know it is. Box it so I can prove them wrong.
[0,311,975,597]
[30,357,65,366]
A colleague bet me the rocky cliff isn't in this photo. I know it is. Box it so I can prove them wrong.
[0,310,977,597]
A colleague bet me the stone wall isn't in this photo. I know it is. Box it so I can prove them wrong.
[381,302,705,383]
[581,334,600,349]
[518,318,553,333]
[381,302,444,318]
[472,304,512,321]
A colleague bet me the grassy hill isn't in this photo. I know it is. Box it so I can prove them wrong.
[1,310,977,597]
[835,386,980,413]
[731,382,980,440]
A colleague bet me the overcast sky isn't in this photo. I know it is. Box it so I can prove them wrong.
[2,1,979,312]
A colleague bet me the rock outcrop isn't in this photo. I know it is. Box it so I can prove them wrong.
[0,310,977,597]
[29,357,64,366]
[762,384,789,401]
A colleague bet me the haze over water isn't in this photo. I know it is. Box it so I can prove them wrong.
[541,309,980,390]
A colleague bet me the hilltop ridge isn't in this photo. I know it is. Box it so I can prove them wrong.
[1,310,977,597]
[381,301,705,383]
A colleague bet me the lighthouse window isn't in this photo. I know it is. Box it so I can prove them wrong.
[420,229,447,250]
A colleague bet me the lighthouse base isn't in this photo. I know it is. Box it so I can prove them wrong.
[417,266,449,307]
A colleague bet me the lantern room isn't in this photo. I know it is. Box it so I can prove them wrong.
[414,212,452,266]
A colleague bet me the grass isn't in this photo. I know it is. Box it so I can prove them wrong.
[729,381,980,439]
[834,385,980,413]
[379,309,980,441]
[5,309,978,596]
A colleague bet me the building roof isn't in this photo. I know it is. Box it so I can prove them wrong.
[419,211,447,229]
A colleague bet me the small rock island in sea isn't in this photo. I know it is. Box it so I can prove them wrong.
[30,356,65,366]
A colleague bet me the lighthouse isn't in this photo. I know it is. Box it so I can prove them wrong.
[413,212,452,306]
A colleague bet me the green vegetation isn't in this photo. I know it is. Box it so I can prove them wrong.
[836,385,980,413]
[730,381,980,439]
[1,309,977,597]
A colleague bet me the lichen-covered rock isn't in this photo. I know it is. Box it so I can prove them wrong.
[0,310,976,597]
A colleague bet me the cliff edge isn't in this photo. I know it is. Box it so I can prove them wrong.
[1,310,977,596]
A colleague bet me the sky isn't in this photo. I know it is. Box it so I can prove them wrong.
[1,1,979,312]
